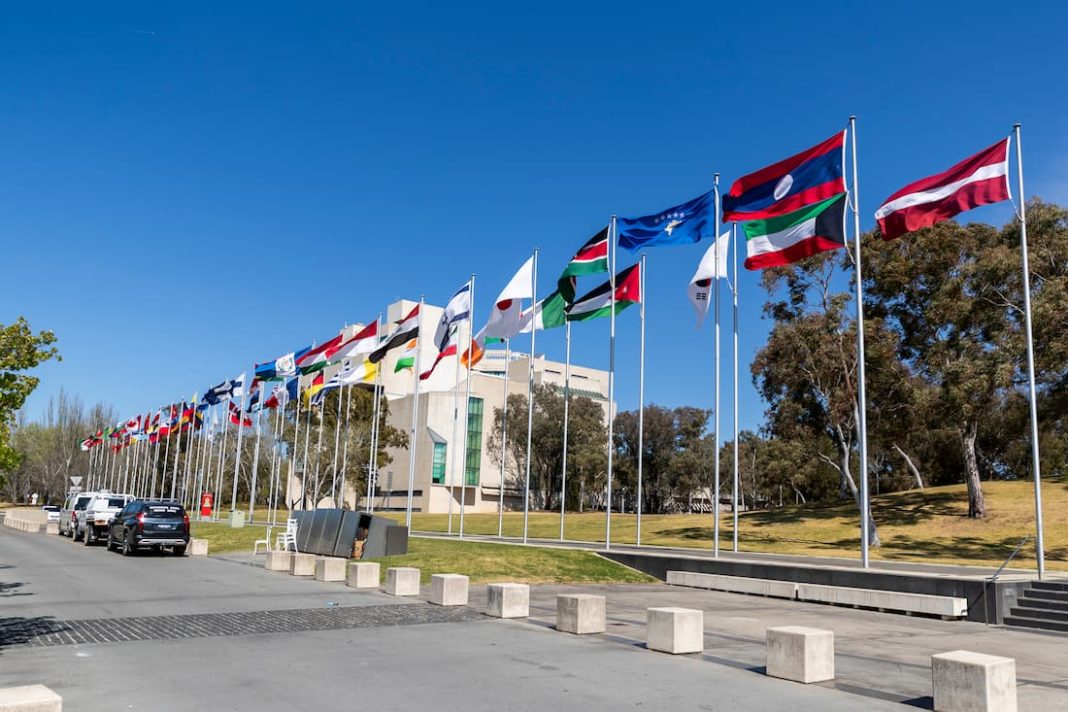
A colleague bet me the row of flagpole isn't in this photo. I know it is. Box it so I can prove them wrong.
[79,119,1046,578]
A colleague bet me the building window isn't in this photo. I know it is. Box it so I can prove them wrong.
[432,442,447,484]
[465,397,483,486]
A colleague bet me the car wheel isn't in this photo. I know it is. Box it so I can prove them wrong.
[122,532,134,557]
[106,533,116,552]
[173,545,187,557]
[74,525,83,542]
[84,526,94,546]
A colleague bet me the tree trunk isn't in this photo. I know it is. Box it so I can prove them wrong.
[961,422,986,518]
[892,443,924,490]
[836,437,881,548]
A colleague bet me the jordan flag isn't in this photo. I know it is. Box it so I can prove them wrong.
[875,139,1010,241]
[565,263,642,322]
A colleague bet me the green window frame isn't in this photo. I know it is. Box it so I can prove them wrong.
[464,397,484,486]
[431,441,447,484]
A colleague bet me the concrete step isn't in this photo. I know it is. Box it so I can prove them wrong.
[1031,580,1068,592]
[1019,593,1068,612]
[1009,605,1068,623]
[1003,613,1068,634]
[1022,587,1068,603]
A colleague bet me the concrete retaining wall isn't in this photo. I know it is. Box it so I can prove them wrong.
[604,550,1018,624]
[2,510,48,534]
[667,571,798,599]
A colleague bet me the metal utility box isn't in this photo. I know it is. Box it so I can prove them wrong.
[292,509,408,559]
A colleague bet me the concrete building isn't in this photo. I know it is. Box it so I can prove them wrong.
[364,299,611,515]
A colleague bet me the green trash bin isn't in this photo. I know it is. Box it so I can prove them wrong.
[228,510,246,529]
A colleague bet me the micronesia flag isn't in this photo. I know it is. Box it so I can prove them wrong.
[617,189,716,252]
[722,131,846,222]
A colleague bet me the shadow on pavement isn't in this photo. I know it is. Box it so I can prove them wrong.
[0,616,69,653]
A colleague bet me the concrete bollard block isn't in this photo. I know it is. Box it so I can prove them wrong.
[289,553,317,576]
[429,574,469,606]
[0,683,63,711]
[264,550,292,572]
[486,583,530,618]
[188,539,209,557]
[646,607,704,654]
[315,557,347,582]
[556,594,606,635]
[932,650,1017,712]
[45,522,59,535]
[385,567,421,596]
[346,561,380,589]
[766,626,835,683]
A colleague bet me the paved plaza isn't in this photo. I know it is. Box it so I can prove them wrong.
[1,528,1066,710]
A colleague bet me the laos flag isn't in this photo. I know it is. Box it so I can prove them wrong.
[723,131,846,222]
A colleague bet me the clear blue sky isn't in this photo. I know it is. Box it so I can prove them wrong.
[5,1,1066,434]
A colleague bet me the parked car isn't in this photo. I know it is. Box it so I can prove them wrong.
[41,505,61,523]
[60,491,96,537]
[77,492,134,545]
[107,500,190,556]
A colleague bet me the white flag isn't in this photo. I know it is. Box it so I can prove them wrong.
[481,255,534,340]
[688,231,731,327]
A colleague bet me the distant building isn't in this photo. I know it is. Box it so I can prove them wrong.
[286,299,612,514]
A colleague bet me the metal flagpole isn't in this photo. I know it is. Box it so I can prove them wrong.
[522,250,538,544]
[289,378,303,511]
[367,362,382,513]
[448,341,462,534]
[215,407,230,520]
[1013,123,1046,577]
[181,397,198,506]
[161,410,173,498]
[249,401,264,521]
[732,223,740,553]
[849,115,872,569]
[340,380,353,507]
[405,297,426,529]
[230,378,249,513]
[636,253,647,547]
[312,400,326,507]
[713,173,722,556]
[301,396,313,509]
[170,405,186,499]
[459,274,476,540]
[605,217,617,550]
[151,423,162,499]
[330,381,344,505]
[121,445,131,495]
[559,321,571,541]
[269,403,282,526]
[497,339,510,538]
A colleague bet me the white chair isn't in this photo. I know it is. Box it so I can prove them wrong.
[252,527,272,555]
[275,518,299,553]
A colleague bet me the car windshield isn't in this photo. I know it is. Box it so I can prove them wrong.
[145,505,183,519]
[74,497,92,510]
[43,505,60,511]
[104,497,126,508]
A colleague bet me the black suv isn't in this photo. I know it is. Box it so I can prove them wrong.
[107,500,190,556]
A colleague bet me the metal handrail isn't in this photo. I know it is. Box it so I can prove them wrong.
[978,538,1029,627]
[988,535,1032,584]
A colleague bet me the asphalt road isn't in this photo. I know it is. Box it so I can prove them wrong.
[2,526,1064,711]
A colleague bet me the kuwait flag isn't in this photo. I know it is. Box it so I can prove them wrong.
[875,139,1010,241]
[297,334,345,374]
[558,227,609,302]
[370,305,420,364]
[328,321,379,364]
[724,131,846,222]
[743,194,847,270]
[565,263,642,322]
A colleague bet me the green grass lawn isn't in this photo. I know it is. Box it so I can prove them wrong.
[373,537,655,585]
[383,478,1068,571]
[189,478,1067,572]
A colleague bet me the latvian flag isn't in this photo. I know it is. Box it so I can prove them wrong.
[558,227,610,303]
[743,194,847,271]
[723,131,846,222]
[565,263,642,322]
[875,139,1010,241]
